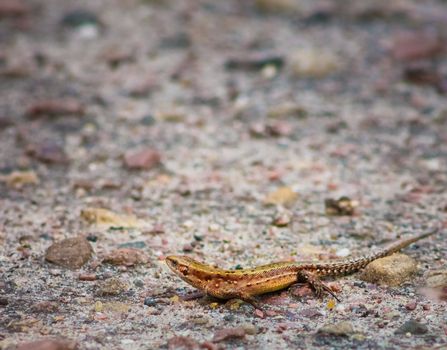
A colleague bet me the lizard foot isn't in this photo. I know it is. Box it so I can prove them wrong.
[297,270,340,302]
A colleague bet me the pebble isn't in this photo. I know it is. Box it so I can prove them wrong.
[317,321,355,336]
[272,212,291,227]
[255,0,300,13]
[26,99,85,119]
[360,253,418,286]
[0,0,30,18]
[124,148,161,170]
[16,338,78,350]
[81,207,144,228]
[264,187,298,207]
[26,140,68,164]
[102,248,149,267]
[182,220,194,229]
[60,9,100,28]
[325,196,357,216]
[0,170,39,189]
[212,327,246,343]
[299,308,323,318]
[289,49,340,78]
[118,241,146,249]
[96,278,128,296]
[78,273,97,281]
[45,236,93,269]
[31,301,59,313]
[182,243,194,252]
[167,336,200,350]
[0,115,14,128]
[267,103,307,119]
[425,270,447,287]
[241,323,257,335]
[225,52,284,71]
[391,30,443,61]
[395,319,428,335]
[143,297,157,307]
[405,301,417,311]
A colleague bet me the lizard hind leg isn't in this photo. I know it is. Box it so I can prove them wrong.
[236,292,263,311]
[296,270,340,302]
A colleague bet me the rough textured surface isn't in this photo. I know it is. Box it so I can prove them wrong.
[360,253,418,286]
[45,237,93,269]
[1,0,447,349]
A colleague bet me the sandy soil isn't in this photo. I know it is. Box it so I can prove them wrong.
[1,1,447,349]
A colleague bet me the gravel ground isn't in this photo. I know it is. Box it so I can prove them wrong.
[1,1,447,349]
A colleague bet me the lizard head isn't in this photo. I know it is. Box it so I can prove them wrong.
[165,255,211,290]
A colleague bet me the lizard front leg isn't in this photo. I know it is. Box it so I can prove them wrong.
[296,270,340,302]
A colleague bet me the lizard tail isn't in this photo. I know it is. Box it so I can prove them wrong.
[315,227,439,276]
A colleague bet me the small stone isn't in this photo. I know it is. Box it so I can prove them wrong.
[124,148,161,170]
[118,241,146,249]
[81,207,144,228]
[299,308,323,318]
[264,186,298,207]
[267,103,307,119]
[318,321,355,336]
[241,323,257,335]
[360,253,418,286]
[272,212,291,227]
[255,309,265,318]
[32,301,59,313]
[425,270,447,287]
[103,248,149,267]
[0,297,8,306]
[45,236,93,269]
[144,297,157,307]
[27,140,68,164]
[395,320,428,335]
[182,243,193,252]
[255,0,300,13]
[405,301,417,311]
[182,220,194,229]
[100,302,131,314]
[96,278,128,296]
[0,115,14,128]
[86,234,98,242]
[60,9,99,28]
[79,273,97,281]
[212,327,246,343]
[16,338,78,350]
[391,30,443,61]
[167,336,200,350]
[325,196,357,216]
[289,49,340,78]
[191,316,208,326]
[26,99,85,119]
[0,170,39,188]
[160,32,191,49]
[0,0,30,18]
[225,52,284,71]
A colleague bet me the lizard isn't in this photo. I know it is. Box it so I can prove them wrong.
[165,229,438,309]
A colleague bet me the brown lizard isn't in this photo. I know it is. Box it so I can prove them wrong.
[166,229,437,309]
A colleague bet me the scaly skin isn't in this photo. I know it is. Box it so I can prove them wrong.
[166,229,437,308]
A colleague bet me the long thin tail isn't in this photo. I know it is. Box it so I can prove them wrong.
[316,228,439,276]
